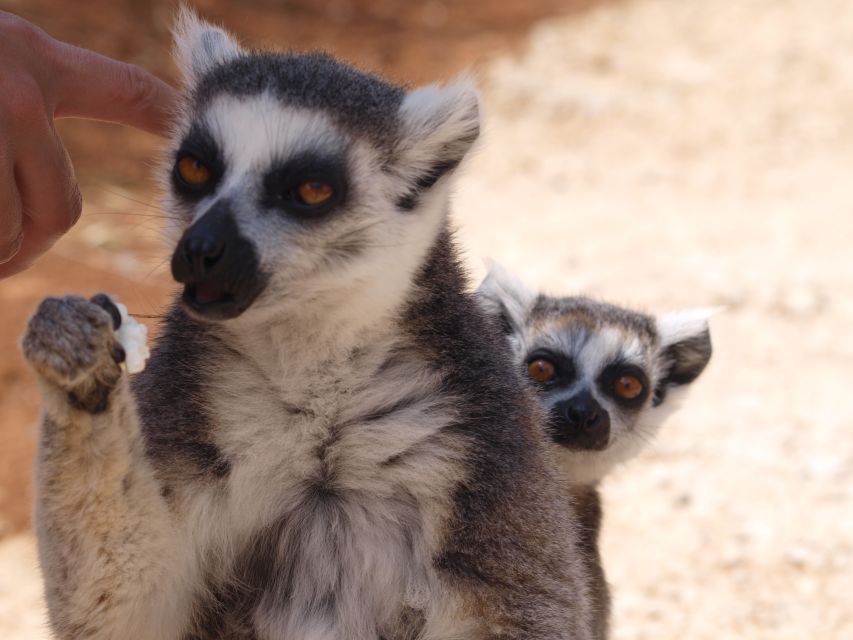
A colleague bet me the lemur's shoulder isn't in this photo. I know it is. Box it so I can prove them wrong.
[403,232,589,623]
[403,227,544,449]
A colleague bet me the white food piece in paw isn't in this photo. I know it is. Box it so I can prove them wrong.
[113,301,150,374]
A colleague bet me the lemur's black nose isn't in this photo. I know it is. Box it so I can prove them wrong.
[171,201,237,284]
[170,200,268,320]
[181,233,225,278]
[565,395,603,431]
[550,390,611,451]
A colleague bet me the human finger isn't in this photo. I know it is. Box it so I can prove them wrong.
[0,152,24,265]
[14,112,82,244]
[52,42,179,136]
[0,112,81,278]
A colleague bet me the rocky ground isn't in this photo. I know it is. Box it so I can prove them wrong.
[1,0,851,638]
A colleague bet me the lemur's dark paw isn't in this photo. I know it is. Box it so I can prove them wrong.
[90,293,123,331]
[22,294,125,413]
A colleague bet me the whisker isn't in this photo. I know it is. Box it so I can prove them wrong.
[631,423,661,449]
[87,210,182,221]
[139,255,173,285]
[94,185,163,211]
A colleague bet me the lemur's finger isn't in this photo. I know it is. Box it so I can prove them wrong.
[110,342,127,365]
[52,43,179,137]
[90,293,122,330]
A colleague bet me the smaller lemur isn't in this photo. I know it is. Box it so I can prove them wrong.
[477,264,714,638]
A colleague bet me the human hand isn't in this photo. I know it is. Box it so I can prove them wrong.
[0,12,178,278]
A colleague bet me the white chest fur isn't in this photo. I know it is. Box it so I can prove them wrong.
[182,333,466,638]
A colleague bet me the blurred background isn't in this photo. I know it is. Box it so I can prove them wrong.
[1,0,851,638]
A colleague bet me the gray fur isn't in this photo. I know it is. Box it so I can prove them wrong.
[192,51,406,148]
[132,304,231,486]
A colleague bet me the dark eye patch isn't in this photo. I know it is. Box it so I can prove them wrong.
[171,126,225,200]
[523,349,576,389]
[262,152,347,219]
[598,362,650,408]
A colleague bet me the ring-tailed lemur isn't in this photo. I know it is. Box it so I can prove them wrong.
[21,11,596,640]
[478,264,714,638]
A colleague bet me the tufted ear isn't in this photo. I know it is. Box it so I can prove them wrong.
[394,77,480,210]
[653,308,717,405]
[173,7,244,87]
[476,263,537,336]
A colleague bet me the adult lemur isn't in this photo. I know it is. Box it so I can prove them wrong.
[478,265,714,638]
[21,11,596,640]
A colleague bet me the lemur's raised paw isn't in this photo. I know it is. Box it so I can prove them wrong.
[23,294,127,413]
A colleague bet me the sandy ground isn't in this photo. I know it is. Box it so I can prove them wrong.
[2,0,852,638]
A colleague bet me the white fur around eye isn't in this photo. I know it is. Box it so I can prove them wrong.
[202,96,340,180]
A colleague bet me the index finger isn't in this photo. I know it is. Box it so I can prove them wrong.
[51,42,179,136]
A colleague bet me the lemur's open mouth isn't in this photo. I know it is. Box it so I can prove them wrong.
[179,273,267,321]
[181,281,241,319]
[191,282,230,306]
[171,204,268,321]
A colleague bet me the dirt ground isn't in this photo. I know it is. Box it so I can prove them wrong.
[2,0,852,638]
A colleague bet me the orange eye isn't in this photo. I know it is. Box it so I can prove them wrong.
[176,155,211,186]
[614,375,644,400]
[297,181,334,206]
[527,359,556,384]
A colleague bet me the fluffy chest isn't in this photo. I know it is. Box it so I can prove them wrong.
[180,348,467,637]
[213,350,459,497]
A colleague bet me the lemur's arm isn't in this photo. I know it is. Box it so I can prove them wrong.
[23,295,186,640]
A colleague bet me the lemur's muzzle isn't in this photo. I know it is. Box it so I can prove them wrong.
[171,201,267,320]
[549,390,611,451]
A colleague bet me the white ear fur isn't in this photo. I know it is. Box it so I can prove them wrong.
[656,307,721,347]
[476,262,537,333]
[654,306,717,393]
[396,77,480,173]
[173,7,244,86]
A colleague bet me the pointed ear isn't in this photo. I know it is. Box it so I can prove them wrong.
[476,263,537,335]
[653,308,717,404]
[173,7,244,87]
[394,77,480,210]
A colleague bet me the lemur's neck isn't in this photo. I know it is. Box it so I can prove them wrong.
[222,300,399,381]
[566,484,604,561]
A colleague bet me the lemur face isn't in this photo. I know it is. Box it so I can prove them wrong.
[478,265,713,485]
[523,310,656,454]
[164,12,479,322]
